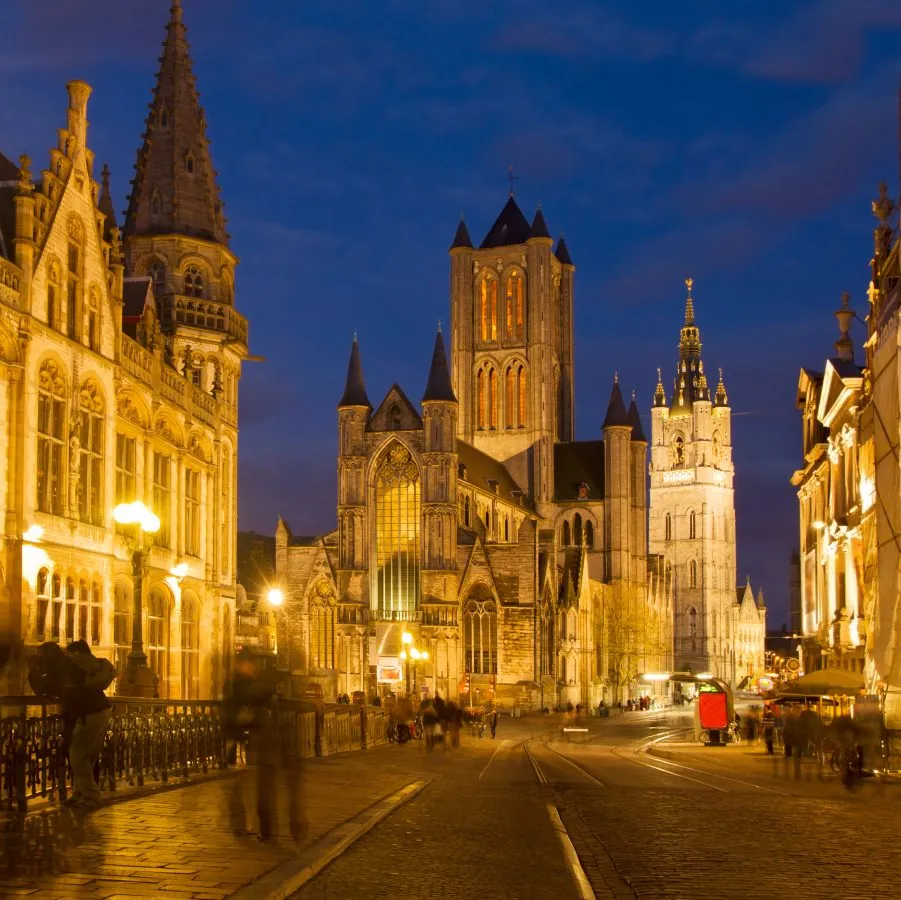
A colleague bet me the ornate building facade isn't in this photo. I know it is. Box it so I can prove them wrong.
[276,198,673,709]
[0,0,246,697]
[649,279,765,682]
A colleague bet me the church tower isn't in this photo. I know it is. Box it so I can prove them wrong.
[449,195,574,505]
[649,279,736,682]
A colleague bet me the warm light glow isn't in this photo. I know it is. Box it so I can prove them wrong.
[696,672,713,680]
[812,520,826,530]
[401,631,413,645]
[171,563,189,579]
[421,650,429,660]
[399,650,407,661]
[860,477,876,513]
[267,588,284,607]
[22,544,50,584]
[23,524,44,543]
[410,647,421,660]
[113,501,160,533]
[642,673,671,682]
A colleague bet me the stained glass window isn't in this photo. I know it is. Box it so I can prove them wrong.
[37,362,66,516]
[464,595,497,674]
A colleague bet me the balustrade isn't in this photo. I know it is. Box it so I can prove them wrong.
[0,697,390,811]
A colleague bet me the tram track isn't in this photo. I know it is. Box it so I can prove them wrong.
[525,739,608,789]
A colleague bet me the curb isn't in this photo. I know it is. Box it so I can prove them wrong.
[230,778,430,899]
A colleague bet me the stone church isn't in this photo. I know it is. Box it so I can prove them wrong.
[0,0,246,698]
[277,197,673,710]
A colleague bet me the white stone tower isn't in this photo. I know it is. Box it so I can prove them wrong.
[649,279,736,683]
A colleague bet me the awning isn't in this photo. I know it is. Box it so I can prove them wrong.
[779,667,864,697]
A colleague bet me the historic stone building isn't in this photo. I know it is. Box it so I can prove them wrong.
[0,0,246,697]
[649,279,765,682]
[276,197,673,709]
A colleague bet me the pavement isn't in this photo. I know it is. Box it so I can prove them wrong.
[3,711,901,898]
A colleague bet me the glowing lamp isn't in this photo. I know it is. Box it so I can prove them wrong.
[171,563,189,579]
[113,501,160,533]
[696,672,713,680]
[421,650,429,661]
[401,631,413,645]
[267,588,285,607]
[23,524,44,543]
[410,647,421,660]
[399,650,407,661]
[812,520,826,531]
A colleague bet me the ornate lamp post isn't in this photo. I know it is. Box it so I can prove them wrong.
[113,501,160,698]
[399,631,429,699]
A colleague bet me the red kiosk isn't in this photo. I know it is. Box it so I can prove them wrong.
[694,677,735,745]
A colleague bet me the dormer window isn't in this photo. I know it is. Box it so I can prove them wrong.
[578,482,589,499]
[185,153,195,176]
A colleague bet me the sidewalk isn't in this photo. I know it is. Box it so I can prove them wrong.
[0,747,421,899]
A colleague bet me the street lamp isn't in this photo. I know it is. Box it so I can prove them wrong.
[113,501,160,698]
[399,632,428,697]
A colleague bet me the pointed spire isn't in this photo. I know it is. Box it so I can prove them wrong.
[602,377,630,429]
[423,327,457,403]
[684,276,695,325]
[123,0,229,245]
[714,367,728,407]
[834,292,854,363]
[654,368,667,407]
[757,587,766,609]
[98,163,118,240]
[627,394,646,442]
[338,335,371,408]
[450,216,473,251]
[555,235,573,266]
[479,195,532,249]
[529,204,551,240]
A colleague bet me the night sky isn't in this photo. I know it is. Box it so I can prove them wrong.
[3,1,900,624]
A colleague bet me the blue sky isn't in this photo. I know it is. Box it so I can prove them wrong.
[2,0,900,624]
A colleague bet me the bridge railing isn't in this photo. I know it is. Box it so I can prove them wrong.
[0,697,392,812]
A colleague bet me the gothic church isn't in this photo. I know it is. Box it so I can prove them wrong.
[277,197,674,709]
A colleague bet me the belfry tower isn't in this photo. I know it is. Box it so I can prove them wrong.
[449,196,574,506]
[649,279,736,682]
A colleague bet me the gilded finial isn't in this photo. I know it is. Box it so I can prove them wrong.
[632,388,637,401]
[684,277,695,325]
[685,277,694,295]
[872,182,895,224]
[437,319,442,333]
[614,370,619,384]
[353,331,358,343]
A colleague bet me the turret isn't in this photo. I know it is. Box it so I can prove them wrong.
[628,393,648,582]
[422,325,457,451]
[603,375,632,582]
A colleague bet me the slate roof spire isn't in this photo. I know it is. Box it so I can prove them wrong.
[555,234,573,266]
[123,0,229,246]
[714,368,728,407]
[450,216,473,251]
[98,163,117,241]
[479,195,532,249]
[602,374,630,429]
[627,392,646,442]
[671,277,705,412]
[530,204,551,240]
[423,325,457,403]
[654,368,667,407]
[338,335,371,408]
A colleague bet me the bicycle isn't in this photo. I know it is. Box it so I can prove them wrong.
[830,744,863,787]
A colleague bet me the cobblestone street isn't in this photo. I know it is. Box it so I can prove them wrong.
[4,712,901,898]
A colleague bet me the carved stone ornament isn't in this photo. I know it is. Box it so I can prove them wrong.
[117,394,145,427]
[156,418,179,447]
[66,215,84,244]
[188,434,208,462]
[79,379,103,414]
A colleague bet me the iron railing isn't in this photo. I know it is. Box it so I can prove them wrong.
[0,697,391,812]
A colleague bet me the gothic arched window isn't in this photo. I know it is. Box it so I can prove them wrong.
[540,598,554,677]
[78,380,105,525]
[181,593,199,699]
[689,510,697,540]
[36,568,50,640]
[37,361,67,516]
[518,366,526,427]
[562,520,571,547]
[689,606,698,651]
[665,513,672,541]
[310,583,336,669]
[463,495,471,527]
[689,559,698,588]
[375,443,420,619]
[585,520,594,549]
[47,260,61,330]
[388,404,402,431]
[184,265,205,298]
[148,259,167,297]
[505,271,524,340]
[114,581,131,675]
[479,276,498,342]
[463,593,497,674]
[505,367,515,429]
[148,587,169,697]
[573,513,583,546]
[672,434,685,468]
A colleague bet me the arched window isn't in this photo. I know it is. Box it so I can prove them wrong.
[505,271,524,340]
[66,218,83,341]
[585,521,594,549]
[478,365,497,429]
[78,380,104,525]
[505,367,515,429]
[573,513,583,546]
[540,599,554,677]
[47,261,60,330]
[375,443,420,619]
[562,520,571,546]
[477,369,486,429]
[689,559,698,588]
[114,581,131,674]
[560,655,567,683]
[688,606,698,652]
[689,511,697,540]
[78,579,89,643]
[672,434,685,468]
[184,265,205,298]
[488,368,497,428]
[310,584,336,670]
[148,587,169,697]
[37,361,66,516]
[665,513,672,541]
[185,153,195,176]
[463,594,497,674]
[64,577,76,644]
[479,277,497,341]
[181,593,199,699]
[463,495,471,528]
[51,573,62,641]
[518,366,526,427]
[148,260,167,297]
[36,568,50,640]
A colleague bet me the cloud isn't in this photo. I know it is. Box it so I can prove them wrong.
[692,0,901,84]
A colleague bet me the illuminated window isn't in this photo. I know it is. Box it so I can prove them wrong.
[518,366,526,427]
[47,261,60,330]
[478,365,498,429]
[184,265,205,298]
[505,367,515,428]
[463,592,497,674]
[181,593,199,699]
[152,452,171,548]
[78,381,104,525]
[479,277,498,341]
[185,468,201,556]
[115,433,136,506]
[36,569,50,640]
[114,582,131,674]
[37,362,66,516]
[51,573,62,641]
[65,577,76,644]
[489,368,497,428]
[90,582,102,646]
[78,580,89,643]
[148,587,169,697]
[310,584,336,669]
[374,443,420,619]
[505,271,524,340]
[477,369,486,429]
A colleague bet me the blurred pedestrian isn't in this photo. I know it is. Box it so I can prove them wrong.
[489,708,499,739]
[762,706,775,754]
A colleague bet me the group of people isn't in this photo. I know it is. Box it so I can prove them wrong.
[27,640,117,809]
[386,693,501,746]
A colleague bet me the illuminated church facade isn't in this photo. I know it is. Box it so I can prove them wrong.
[277,199,674,709]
